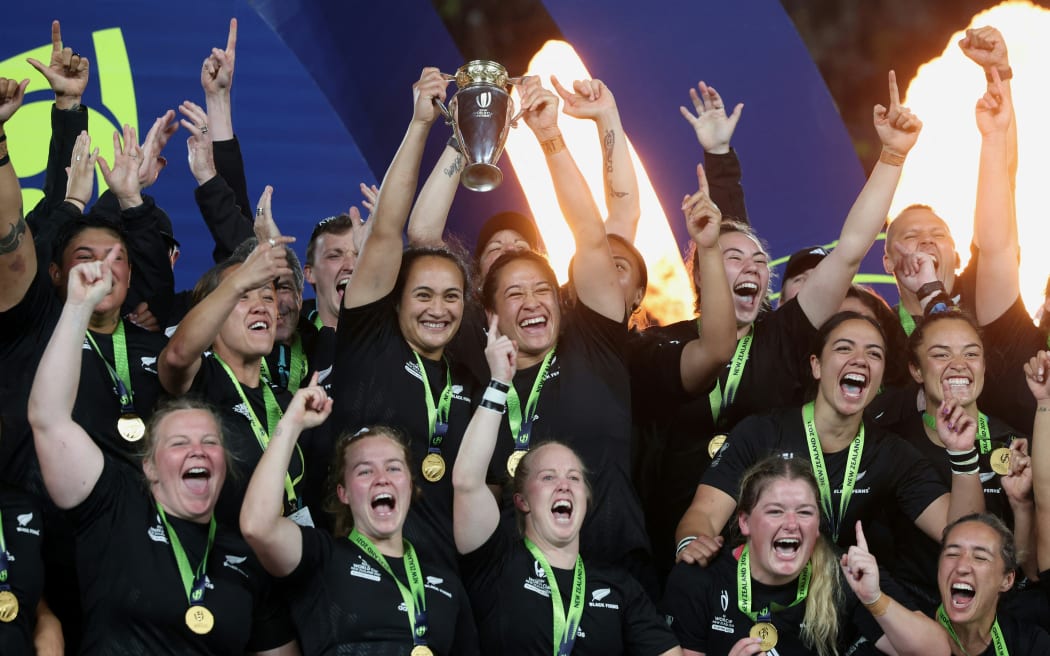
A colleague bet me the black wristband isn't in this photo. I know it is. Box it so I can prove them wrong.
[0,155,9,168]
[447,134,461,151]
[924,292,954,318]
[480,399,506,413]
[947,447,979,475]
[917,281,947,299]
[0,133,6,143]
[488,379,510,393]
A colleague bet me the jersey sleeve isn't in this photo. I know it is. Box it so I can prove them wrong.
[281,524,328,591]
[702,413,776,500]
[882,434,949,521]
[621,571,680,655]
[660,561,713,653]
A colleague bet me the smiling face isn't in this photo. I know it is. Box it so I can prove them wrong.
[487,257,560,368]
[212,264,277,362]
[143,408,227,523]
[337,434,413,547]
[514,443,589,551]
[739,477,820,585]
[910,316,985,409]
[479,229,531,279]
[397,255,465,360]
[304,229,358,328]
[810,318,886,417]
[274,273,302,344]
[938,520,1014,627]
[717,231,770,327]
[884,207,959,292]
[53,227,131,316]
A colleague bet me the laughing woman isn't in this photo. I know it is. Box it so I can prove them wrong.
[662,456,948,655]
[28,254,296,654]
[451,323,681,655]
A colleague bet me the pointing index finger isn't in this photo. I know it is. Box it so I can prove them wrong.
[487,313,500,344]
[226,18,238,53]
[887,70,901,108]
[51,20,63,52]
[854,520,869,552]
[696,163,710,196]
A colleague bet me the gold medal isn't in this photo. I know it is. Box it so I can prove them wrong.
[410,646,434,656]
[708,434,728,458]
[990,447,1012,476]
[421,453,447,482]
[507,450,527,477]
[185,605,214,635]
[750,621,778,651]
[118,414,146,442]
[0,589,18,623]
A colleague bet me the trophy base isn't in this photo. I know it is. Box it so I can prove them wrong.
[461,163,503,192]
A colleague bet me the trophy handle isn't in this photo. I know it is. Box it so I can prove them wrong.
[432,97,455,126]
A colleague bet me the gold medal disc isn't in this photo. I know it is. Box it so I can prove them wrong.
[990,447,1012,476]
[507,450,527,477]
[410,646,434,656]
[118,414,146,442]
[421,453,447,482]
[750,622,778,651]
[185,605,215,635]
[708,434,728,458]
[0,589,19,622]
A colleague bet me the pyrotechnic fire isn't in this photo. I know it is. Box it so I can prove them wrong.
[892,0,1050,318]
[503,40,695,325]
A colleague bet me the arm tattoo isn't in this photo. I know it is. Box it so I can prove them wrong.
[602,129,629,198]
[443,154,464,178]
[0,215,26,255]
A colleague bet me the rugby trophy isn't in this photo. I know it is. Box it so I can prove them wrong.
[435,60,522,192]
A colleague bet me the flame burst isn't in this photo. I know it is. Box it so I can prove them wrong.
[892,0,1050,318]
[503,40,694,325]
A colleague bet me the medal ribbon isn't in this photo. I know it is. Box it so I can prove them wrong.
[85,321,135,414]
[737,545,811,622]
[156,504,216,607]
[898,303,917,337]
[524,538,586,656]
[506,348,556,453]
[802,401,864,542]
[214,356,304,512]
[709,329,753,425]
[937,606,1009,656]
[348,530,429,647]
[0,509,8,586]
[923,411,994,454]
[260,335,308,393]
[413,352,454,456]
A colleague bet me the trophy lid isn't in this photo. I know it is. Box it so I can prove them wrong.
[455,60,510,90]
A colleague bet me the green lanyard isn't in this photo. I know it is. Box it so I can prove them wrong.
[413,352,454,452]
[214,356,304,512]
[85,320,135,413]
[923,411,993,453]
[937,605,1009,656]
[507,348,556,452]
[737,545,811,622]
[524,538,586,656]
[898,303,917,337]
[348,530,430,647]
[156,504,216,607]
[312,312,324,330]
[802,401,864,542]
[0,509,8,585]
[260,335,308,393]
[709,329,753,425]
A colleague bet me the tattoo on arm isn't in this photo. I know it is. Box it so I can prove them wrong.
[602,129,629,199]
[0,215,26,255]
[443,154,464,178]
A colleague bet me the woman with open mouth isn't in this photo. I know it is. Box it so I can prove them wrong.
[663,455,948,655]
[451,322,680,655]
[241,381,479,655]
[676,312,986,568]
[29,256,298,654]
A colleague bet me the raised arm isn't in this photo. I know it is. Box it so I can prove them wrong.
[680,81,748,223]
[552,76,640,241]
[999,438,1036,579]
[0,77,33,312]
[345,67,447,309]
[241,378,332,576]
[406,143,463,247]
[202,18,236,143]
[959,27,1017,189]
[680,164,736,393]
[1023,350,1050,572]
[452,316,516,554]
[27,252,119,509]
[674,484,732,566]
[798,71,921,329]
[520,76,622,322]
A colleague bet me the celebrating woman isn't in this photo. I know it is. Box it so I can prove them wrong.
[451,321,680,655]
[663,455,949,655]
[28,252,296,653]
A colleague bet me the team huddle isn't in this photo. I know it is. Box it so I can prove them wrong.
[1,15,1050,656]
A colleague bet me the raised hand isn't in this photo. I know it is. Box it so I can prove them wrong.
[68,245,120,309]
[233,235,296,292]
[360,182,380,219]
[840,521,882,604]
[0,78,30,124]
[64,131,99,210]
[679,81,743,155]
[958,26,1009,71]
[682,163,722,249]
[282,374,333,431]
[96,125,144,209]
[348,205,372,256]
[26,21,89,110]
[137,110,178,189]
[890,242,938,295]
[975,69,1011,136]
[936,379,978,453]
[484,314,517,383]
[873,71,922,158]
[675,533,723,567]
[126,301,160,332]
[1001,438,1032,504]
[550,76,616,121]
[412,67,450,126]
[181,101,216,185]
[518,76,561,139]
[1023,350,1050,402]
[253,185,282,242]
[201,18,237,96]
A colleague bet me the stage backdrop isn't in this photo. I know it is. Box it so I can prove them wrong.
[1,0,887,302]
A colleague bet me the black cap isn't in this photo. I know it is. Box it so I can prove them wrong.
[783,245,828,281]
[474,211,541,260]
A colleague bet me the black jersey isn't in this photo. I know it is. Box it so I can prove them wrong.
[0,486,45,655]
[461,528,677,655]
[965,612,1050,655]
[332,294,477,571]
[68,461,293,654]
[187,355,296,528]
[661,544,915,654]
[703,407,947,550]
[283,526,479,655]
[977,296,1045,437]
